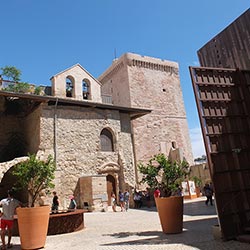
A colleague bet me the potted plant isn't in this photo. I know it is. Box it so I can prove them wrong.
[138,153,189,233]
[191,176,202,197]
[12,154,56,250]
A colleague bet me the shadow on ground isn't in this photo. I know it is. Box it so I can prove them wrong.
[100,217,238,250]
[100,200,236,250]
[130,199,216,216]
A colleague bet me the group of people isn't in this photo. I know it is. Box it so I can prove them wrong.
[112,186,184,211]
[111,189,130,212]
[0,182,214,249]
[51,191,77,213]
[133,191,143,208]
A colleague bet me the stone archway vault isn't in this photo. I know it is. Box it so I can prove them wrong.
[98,162,120,174]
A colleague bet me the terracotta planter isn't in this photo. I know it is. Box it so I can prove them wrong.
[16,206,50,250]
[195,187,201,197]
[155,196,183,234]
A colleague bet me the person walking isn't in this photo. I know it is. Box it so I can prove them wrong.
[0,189,21,250]
[145,188,151,208]
[118,191,125,212]
[51,191,59,213]
[68,195,77,210]
[203,183,213,206]
[133,191,142,209]
[124,189,130,211]
[154,187,161,198]
[111,192,117,212]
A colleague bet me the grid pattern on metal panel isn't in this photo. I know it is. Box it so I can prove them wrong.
[190,66,250,240]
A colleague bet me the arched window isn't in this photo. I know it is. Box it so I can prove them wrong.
[171,141,177,149]
[100,128,114,152]
[82,79,90,100]
[66,76,74,97]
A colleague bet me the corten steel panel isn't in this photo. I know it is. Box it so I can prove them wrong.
[198,9,250,70]
[190,66,250,240]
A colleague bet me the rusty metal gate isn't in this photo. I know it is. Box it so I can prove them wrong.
[190,66,250,240]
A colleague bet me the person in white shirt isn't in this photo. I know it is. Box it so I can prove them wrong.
[124,190,130,211]
[0,189,21,250]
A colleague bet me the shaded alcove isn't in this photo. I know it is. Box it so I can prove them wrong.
[0,96,41,163]
[0,166,28,202]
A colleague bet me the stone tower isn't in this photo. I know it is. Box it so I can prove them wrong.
[99,53,193,165]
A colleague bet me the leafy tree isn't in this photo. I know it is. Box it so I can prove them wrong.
[194,155,207,163]
[1,66,21,82]
[3,82,30,93]
[138,153,190,197]
[34,86,42,95]
[190,176,202,187]
[12,154,56,207]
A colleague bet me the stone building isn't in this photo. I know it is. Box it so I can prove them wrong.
[0,53,193,211]
[0,64,150,211]
[99,53,193,165]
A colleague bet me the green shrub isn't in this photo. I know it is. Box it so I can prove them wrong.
[138,153,190,197]
[12,154,56,207]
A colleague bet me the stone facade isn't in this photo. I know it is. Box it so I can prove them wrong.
[0,53,194,211]
[0,62,146,211]
[38,104,136,209]
[51,64,102,102]
[99,53,193,165]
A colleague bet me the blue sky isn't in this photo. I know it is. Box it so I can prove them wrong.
[0,1,249,158]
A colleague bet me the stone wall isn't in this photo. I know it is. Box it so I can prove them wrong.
[38,104,136,209]
[99,53,194,165]
[189,163,211,188]
[51,64,102,102]
[100,60,131,106]
[76,175,108,212]
[0,99,40,162]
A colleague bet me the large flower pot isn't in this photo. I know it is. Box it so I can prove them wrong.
[16,206,50,250]
[155,196,183,234]
[195,187,201,197]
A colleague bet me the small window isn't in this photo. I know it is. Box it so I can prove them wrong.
[171,141,177,149]
[100,128,114,152]
[66,76,74,97]
[82,79,90,100]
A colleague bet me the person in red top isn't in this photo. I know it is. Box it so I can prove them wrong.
[154,188,161,198]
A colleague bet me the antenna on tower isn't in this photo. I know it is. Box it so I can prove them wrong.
[114,48,117,61]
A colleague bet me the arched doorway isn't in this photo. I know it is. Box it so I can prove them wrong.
[106,174,116,206]
[0,166,27,203]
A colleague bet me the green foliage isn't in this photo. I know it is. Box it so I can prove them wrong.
[34,86,42,95]
[12,154,56,207]
[3,82,30,93]
[194,155,207,163]
[138,153,190,197]
[190,176,202,187]
[1,66,21,82]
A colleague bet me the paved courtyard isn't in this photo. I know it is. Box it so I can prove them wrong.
[10,197,250,249]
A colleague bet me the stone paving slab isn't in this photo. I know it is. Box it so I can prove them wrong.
[9,197,250,249]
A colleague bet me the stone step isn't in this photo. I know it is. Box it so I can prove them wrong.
[237,234,250,244]
[244,227,250,233]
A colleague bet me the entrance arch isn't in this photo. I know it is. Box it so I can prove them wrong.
[106,174,116,206]
[0,165,28,203]
[98,162,121,206]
